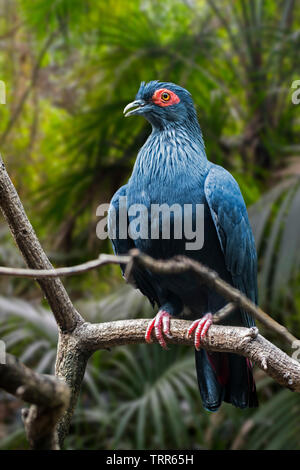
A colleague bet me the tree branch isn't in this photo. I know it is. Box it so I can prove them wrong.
[0,353,70,450]
[0,246,295,346]
[0,253,124,278]
[0,154,85,447]
[75,319,300,392]
[132,250,298,346]
[0,154,83,333]
[0,153,299,449]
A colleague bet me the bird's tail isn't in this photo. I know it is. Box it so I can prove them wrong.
[195,349,258,411]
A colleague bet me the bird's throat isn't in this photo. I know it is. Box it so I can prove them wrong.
[131,126,208,185]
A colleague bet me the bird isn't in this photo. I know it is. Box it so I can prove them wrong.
[108,80,258,411]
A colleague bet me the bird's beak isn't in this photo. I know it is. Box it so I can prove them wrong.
[123,99,146,117]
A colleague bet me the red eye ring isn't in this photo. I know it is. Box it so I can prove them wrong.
[152,88,180,107]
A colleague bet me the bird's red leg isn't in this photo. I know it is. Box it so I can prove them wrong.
[188,313,213,351]
[145,310,172,350]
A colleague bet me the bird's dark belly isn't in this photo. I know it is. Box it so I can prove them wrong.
[127,182,232,316]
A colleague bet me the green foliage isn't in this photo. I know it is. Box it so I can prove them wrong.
[76,344,200,450]
[0,0,300,451]
[246,389,300,450]
[1,0,298,255]
[249,177,300,329]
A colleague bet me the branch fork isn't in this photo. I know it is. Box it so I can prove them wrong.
[0,154,299,449]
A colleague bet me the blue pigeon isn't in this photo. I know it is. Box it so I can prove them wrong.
[108,81,258,411]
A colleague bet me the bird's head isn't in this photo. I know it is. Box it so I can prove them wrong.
[123,81,199,131]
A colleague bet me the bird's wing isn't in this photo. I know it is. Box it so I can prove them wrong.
[108,184,160,306]
[204,165,257,327]
[108,185,134,272]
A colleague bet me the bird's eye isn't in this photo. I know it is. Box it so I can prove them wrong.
[161,92,170,101]
[152,88,180,106]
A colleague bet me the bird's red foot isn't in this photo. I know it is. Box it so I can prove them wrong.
[145,310,172,350]
[188,313,213,351]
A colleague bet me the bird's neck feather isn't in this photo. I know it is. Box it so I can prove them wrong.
[131,122,208,185]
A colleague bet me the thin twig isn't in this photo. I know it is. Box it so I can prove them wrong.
[0,155,83,332]
[0,151,298,448]
[212,302,236,323]
[0,247,296,346]
[133,251,298,346]
[0,253,125,278]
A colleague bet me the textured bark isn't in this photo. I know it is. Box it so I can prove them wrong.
[0,354,70,449]
[55,332,90,446]
[0,153,299,450]
[131,250,298,346]
[76,319,300,392]
[0,247,295,346]
[0,154,83,332]
[0,154,83,445]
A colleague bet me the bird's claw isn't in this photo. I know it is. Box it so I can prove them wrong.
[145,310,172,350]
[187,313,213,351]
